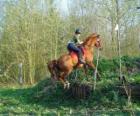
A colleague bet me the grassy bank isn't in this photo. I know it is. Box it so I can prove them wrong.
[0,56,140,115]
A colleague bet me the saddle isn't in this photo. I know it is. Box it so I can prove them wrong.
[69,46,86,64]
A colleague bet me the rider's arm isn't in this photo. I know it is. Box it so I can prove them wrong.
[77,38,83,44]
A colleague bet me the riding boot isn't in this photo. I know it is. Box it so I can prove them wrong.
[78,52,85,64]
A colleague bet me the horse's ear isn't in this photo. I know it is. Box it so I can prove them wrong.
[97,34,100,38]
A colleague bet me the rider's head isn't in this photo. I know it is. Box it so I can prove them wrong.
[75,28,81,38]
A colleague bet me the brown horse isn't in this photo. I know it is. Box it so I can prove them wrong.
[47,33,102,88]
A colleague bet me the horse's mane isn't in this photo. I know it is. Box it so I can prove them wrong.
[83,33,98,46]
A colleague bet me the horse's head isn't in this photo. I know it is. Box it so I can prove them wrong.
[83,33,102,49]
[94,34,101,48]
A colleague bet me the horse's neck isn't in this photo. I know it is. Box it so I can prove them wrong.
[82,38,95,53]
[83,44,94,53]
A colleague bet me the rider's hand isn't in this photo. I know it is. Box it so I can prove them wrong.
[79,41,83,44]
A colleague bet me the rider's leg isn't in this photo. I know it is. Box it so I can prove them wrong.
[67,43,85,64]
[77,50,85,64]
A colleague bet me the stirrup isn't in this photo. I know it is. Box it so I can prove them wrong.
[79,59,85,64]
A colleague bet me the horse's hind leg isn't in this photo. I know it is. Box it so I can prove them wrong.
[47,61,58,88]
[59,77,70,89]
[59,77,67,89]
[59,69,72,89]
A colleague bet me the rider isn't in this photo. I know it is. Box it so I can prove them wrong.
[67,28,85,64]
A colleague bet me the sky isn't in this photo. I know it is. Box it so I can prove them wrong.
[0,1,5,19]
[0,0,6,32]
[56,0,69,15]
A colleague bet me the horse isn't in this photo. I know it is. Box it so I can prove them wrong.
[47,33,102,89]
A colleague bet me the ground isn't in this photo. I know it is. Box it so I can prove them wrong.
[0,56,140,115]
[0,77,140,115]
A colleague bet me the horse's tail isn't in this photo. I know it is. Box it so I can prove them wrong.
[47,60,59,79]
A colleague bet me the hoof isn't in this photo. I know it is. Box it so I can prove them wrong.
[64,83,67,89]
[67,82,70,89]
[64,81,70,89]
[66,81,70,89]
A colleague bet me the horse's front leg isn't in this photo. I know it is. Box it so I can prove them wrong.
[83,64,89,79]
[86,62,100,80]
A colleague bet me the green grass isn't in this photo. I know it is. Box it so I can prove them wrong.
[0,56,140,115]
[0,78,140,115]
